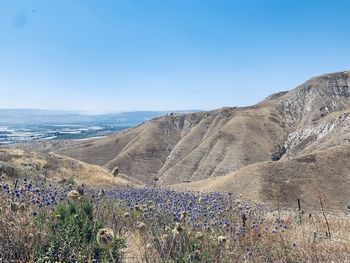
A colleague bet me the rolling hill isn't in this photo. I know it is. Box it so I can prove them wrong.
[18,70,350,208]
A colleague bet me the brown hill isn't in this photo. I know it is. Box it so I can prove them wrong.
[17,70,350,209]
[40,71,350,188]
[172,144,350,210]
[33,105,286,185]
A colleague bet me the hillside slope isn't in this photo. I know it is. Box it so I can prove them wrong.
[26,71,350,188]
[172,144,350,210]
[0,148,133,187]
[41,106,287,184]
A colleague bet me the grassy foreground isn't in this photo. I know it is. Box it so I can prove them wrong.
[1,177,350,262]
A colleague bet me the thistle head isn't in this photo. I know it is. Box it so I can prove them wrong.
[98,189,106,197]
[96,228,115,248]
[124,212,130,218]
[67,190,80,200]
[10,202,19,212]
[136,221,146,230]
[19,203,26,212]
[218,236,227,244]
[174,222,183,232]
[195,232,204,240]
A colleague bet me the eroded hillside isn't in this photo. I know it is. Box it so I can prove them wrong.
[17,71,350,202]
[40,72,348,183]
[173,144,350,210]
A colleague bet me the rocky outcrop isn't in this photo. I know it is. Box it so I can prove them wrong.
[277,71,350,126]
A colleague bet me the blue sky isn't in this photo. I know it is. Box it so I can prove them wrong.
[0,0,350,113]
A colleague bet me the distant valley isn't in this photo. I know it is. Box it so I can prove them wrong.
[0,110,199,144]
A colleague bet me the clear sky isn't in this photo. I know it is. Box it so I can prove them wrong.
[1,0,350,113]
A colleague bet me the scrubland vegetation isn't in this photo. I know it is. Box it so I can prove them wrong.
[1,176,350,262]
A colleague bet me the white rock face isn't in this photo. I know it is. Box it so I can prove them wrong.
[273,71,350,158]
[284,112,350,157]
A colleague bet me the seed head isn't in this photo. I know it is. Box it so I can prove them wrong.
[195,232,204,240]
[218,236,227,244]
[136,221,146,230]
[67,190,80,200]
[19,203,26,212]
[174,222,183,232]
[180,211,187,221]
[98,189,106,197]
[10,202,19,212]
[96,228,115,247]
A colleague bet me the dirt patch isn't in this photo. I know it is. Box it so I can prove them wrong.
[296,154,317,163]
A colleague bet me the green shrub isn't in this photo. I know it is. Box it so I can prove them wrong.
[65,177,76,186]
[34,200,124,263]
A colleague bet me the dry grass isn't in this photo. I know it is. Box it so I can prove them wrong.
[49,152,131,186]
[172,144,350,211]
[0,203,36,261]
[0,147,133,187]
[112,209,350,262]
[1,177,350,262]
[88,188,350,263]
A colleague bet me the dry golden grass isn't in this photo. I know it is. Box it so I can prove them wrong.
[1,176,350,262]
[172,144,350,211]
[103,208,350,262]
[0,147,133,187]
[262,210,350,262]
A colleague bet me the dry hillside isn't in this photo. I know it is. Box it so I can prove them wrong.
[0,148,132,187]
[34,71,350,182]
[16,71,350,209]
[173,144,350,210]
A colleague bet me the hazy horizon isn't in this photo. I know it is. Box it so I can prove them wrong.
[0,108,202,115]
[1,1,350,112]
